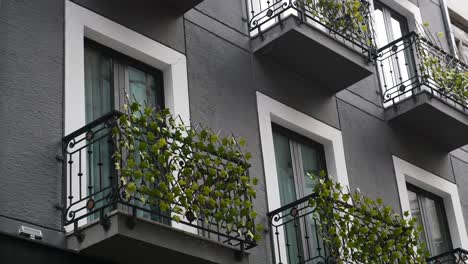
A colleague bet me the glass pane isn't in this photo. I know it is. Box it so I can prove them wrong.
[374,8,389,47]
[128,66,158,108]
[300,144,320,196]
[84,46,113,122]
[84,45,114,221]
[273,130,297,207]
[390,16,404,39]
[272,129,303,263]
[127,66,163,221]
[390,15,413,100]
[408,187,452,257]
[422,196,451,256]
[300,142,327,261]
[374,6,413,106]
[461,43,468,63]
[374,7,397,102]
[408,189,428,247]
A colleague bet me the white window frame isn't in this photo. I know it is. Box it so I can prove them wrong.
[393,155,468,250]
[65,0,191,232]
[256,92,349,264]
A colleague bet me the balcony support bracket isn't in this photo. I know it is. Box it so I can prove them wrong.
[74,222,85,243]
[234,242,245,262]
[126,207,137,229]
[100,210,111,232]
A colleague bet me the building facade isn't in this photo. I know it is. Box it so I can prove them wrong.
[1,0,468,263]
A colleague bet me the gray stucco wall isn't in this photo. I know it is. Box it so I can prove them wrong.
[0,0,64,231]
[0,0,467,262]
[451,155,468,234]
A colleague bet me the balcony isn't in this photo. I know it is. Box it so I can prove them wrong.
[248,0,375,92]
[427,248,468,263]
[377,32,468,151]
[62,111,256,263]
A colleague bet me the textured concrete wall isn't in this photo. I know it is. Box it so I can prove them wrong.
[0,0,64,231]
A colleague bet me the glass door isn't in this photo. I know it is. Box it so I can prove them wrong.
[84,39,164,222]
[84,42,114,220]
[123,63,164,222]
[272,124,327,263]
[374,2,415,106]
[407,184,452,257]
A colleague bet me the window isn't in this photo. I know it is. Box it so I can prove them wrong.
[374,2,415,105]
[407,184,452,257]
[374,2,409,48]
[454,38,468,63]
[451,22,468,63]
[84,38,164,121]
[272,124,327,262]
[84,39,165,222]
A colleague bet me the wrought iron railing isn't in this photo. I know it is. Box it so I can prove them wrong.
[377,32,468,110]
[267,193,422,264]
[62,111,256,251]
[247,0,376,57]
[427,248,468,263]
[268,194,335,264]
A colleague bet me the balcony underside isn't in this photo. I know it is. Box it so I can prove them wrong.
[251,16,374,93]
[73,0,203,14]
[385,91,468,151]
[161,0,204,13]
[66,212,248,264]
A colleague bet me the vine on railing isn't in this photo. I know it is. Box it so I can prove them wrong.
[427,248,468,263]
[417,37,468,103]
[309,171,428,263]
[377,32,468,108]
[248,0,375,55]
[113,101,263,242]
[304,0,372,45]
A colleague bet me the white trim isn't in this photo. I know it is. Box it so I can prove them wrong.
[393,156,468,249]
[65,1,191,232]
[256,92,349,264]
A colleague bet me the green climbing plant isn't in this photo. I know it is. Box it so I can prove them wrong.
[112,100,262,242]
[418,44,468,103]
[309,171,429,263]
[416,25,468,104]
[304,0,372,45]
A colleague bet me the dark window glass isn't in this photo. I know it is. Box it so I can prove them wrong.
[84,39,165,223]
[407,184,452,257]
[272,124,327,262]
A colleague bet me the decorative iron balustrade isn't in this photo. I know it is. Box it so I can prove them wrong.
[62,111,257,251]
[427,248,468,263]
[377,32,468,109]
[268,194,336,264]
[247,0,376,57]
[267,193,421,264]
